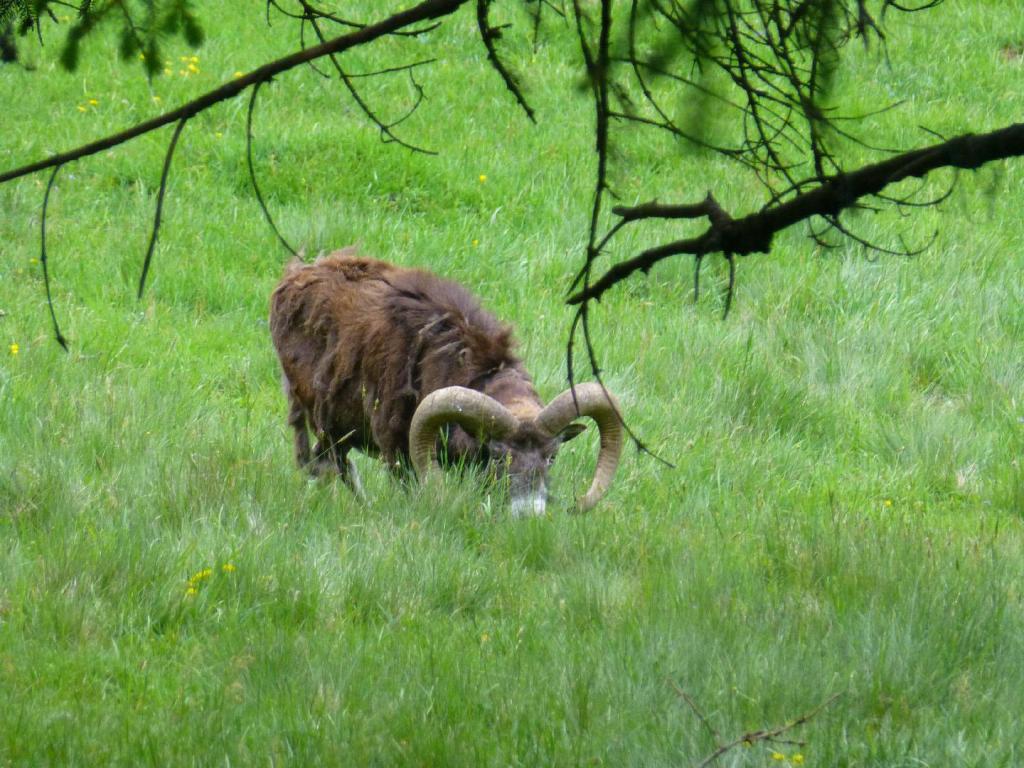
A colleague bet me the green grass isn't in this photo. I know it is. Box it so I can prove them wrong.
[1,1,1023,765]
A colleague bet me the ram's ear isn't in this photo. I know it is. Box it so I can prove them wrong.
[557,423,587,443]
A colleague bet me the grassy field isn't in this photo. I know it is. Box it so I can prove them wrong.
[1,1,1023,765]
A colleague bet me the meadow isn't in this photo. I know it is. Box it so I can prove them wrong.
[1,1,1022,765]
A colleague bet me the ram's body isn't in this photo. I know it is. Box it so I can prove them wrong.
[269,249,622,515]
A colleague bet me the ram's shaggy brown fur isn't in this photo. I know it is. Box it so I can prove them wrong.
[269,249,545,482]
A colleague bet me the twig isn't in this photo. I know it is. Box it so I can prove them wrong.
[669,684,841,768]
[246,80,297,257]
[138,117,187,298]
[40,165,68,350]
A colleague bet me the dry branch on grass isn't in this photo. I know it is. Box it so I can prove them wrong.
[671,681,841,768]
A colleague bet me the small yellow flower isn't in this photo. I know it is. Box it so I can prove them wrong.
[478,174,487,183]
[164,67,173,76]
[480,633,490,643]
[185,586,198,597]
[152,95,162,103]
[472,239,479,247]
[771,753,785,762]
[884,498,893,508]
[222,563,236,573]
[189,55,199,63]
[138,52,146,61]
[233,71,244,79]
[187,62,199,73]
[9,343,19,356]
[88,98,98,106]
[792,755,805,765]
[214,131,223,139]
[77,105,87,113]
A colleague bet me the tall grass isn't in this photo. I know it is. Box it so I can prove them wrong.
[1,1,1023,765]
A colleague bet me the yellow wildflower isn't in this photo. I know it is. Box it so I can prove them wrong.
[792,755,805,765]
[189,55,199,63]
[152,95,162,103]
[472,239,479,247]
[771,753,785,762]
[478,174,487,183]
[222,563,236,573]
[187,62,199,73]
[185,586,198,597]
[9,343,19,356]
[233,71,244,78]
[77,105,87,113]
[164,67,172,76]
[884,499,893,508]
[480,633,490,644]
[87,98,98,106]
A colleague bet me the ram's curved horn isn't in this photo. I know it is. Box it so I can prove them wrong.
[535,383,624,512]
[409,386,518,480]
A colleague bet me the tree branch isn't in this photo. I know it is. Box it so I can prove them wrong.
[0,0,470,185]
[568,122,1024,305]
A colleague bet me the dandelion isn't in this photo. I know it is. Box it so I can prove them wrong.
[187,62,199,74]
[214,131,223,139]
[472,239,479,247]
[478,174,487,183]
[185,586,198,597]
[771,753,785,762]
[792,755,805,765]
[189,55,199,63]
[88,98,98,106]
[884,498,893,508]
[77,105,87,113]
[233,71,244,79]
[222,563,236,573]
[9,343,19,356]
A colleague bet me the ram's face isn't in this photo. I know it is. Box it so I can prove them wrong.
[486,423,586,517]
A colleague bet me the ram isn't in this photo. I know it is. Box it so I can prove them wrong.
[269,249,623,515]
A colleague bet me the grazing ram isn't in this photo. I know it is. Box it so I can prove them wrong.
[269,249,623,515]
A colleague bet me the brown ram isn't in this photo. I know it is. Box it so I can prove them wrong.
[269,249,623,515]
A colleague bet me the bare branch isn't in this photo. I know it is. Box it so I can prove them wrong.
[476,0,536,122]
[40,165,68,350]
[246,80,297,257]
[0,0,470,185]
[138,117,187,299]
[568,122,1024,306]
[671,692,839,768]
